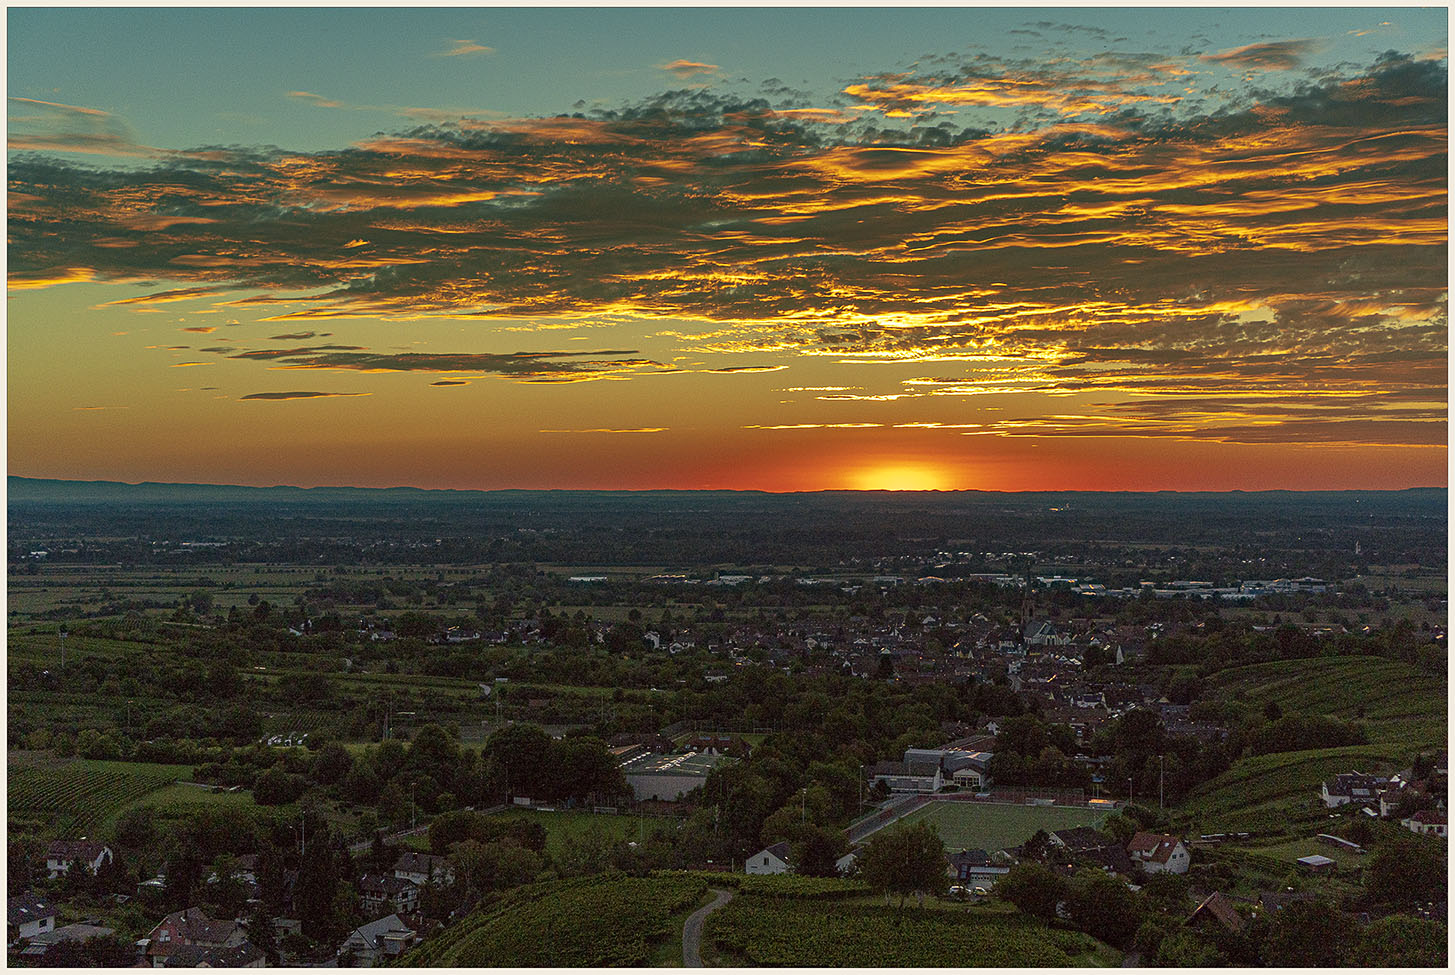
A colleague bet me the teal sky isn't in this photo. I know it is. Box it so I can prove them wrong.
[9,7,1445,156]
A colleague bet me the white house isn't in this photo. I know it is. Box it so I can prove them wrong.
[7,893,56,944]
[339,914,415,966]
[1402,809,1447,837]
[746,842,792,875]
[393,851,455,887]
[45,840,113,879]
[1320,773,1390,808]
[1126,832,1190,874]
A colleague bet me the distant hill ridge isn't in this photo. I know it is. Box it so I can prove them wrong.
[8,475,1447,506]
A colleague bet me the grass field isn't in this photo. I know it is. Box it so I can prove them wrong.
[487,809,671,858]
[8,759,191,836]
[897,801,1108,853]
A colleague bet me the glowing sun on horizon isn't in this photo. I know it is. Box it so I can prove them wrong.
[849,463,955,491]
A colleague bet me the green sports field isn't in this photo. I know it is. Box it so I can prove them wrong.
[896,801,1108,853]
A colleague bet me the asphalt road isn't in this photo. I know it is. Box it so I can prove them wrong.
[682,887,733,967]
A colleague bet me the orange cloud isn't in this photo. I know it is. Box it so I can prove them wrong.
[660,59,719,79]
[435,39,494,57]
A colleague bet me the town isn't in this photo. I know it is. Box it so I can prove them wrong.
[7,483,1448,966]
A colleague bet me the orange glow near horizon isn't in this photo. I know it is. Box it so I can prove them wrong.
[847,463,959,492]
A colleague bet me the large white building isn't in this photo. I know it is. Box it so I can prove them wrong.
[621,750,732,801]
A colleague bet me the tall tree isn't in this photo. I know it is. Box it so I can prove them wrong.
[858,821,946,912]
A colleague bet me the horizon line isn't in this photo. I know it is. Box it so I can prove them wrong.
[7,474,1447,497]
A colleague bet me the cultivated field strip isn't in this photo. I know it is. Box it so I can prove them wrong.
[7,760,185,835]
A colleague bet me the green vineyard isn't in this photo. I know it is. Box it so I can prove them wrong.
[7,760,187,835]
[1205,657,1446,749]
[708,898,1111,966]
[407,873,708,966]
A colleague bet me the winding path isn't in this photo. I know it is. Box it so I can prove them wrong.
[682,887,733,967]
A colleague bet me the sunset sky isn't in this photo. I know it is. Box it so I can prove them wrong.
[7,7,1448,491]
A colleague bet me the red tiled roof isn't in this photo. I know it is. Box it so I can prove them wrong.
[1127,831,1183,863]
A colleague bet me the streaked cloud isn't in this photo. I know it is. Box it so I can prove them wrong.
[701,365,788,374]
[8,48,1446,447]
[745,422,885,430]
[8,96,153,156]
[660,59,719,79]
[436,39,494,58]
[1200,39,1319,71]
[539,427,668,434]
[288,91,344,109]
[239,390,371,400]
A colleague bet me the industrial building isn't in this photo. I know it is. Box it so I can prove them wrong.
[620,750,731,801]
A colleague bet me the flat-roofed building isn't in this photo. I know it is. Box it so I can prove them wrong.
[621,750,732,801]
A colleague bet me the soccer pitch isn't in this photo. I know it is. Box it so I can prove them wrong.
[897,801,1108,853]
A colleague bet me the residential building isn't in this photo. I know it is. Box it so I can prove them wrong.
[338,914,415,966]
[1126,832,1190,874]
[1320,772,1390,808]
[392,851,455,888]
[143,907,246,967]
[160,940,265,968]
[358,874,420,914]
[7,892,56,944]
[16,923,116,961]
[945,849,1012,888]
[746,842,792,875]
[1402,809,1447,837]
[45,840,113,879]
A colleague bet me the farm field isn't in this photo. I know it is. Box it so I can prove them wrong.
[406,874,707,966]
[897,800,1108,853]
[7,759,191,835]
[1177,744,1409,833]
[1204,657,1446,750]
[707,893,1120,966]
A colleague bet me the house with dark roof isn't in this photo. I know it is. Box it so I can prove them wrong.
[359,873,420,914]
[746,842,792,875]
[16,922,116,961]
[392,851,455,887]
[338,913,415,967]
[945,849,1012,888]
[160,940,264,968]
[143,907,246,967]
[1402,809,1448,837]
[1126,832,1190,874]
[1320,772,1390,808]
[45,840,113,878]
[1186,892,1247,935]
[1048,827,1134,874]
[7,892,56,944]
